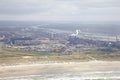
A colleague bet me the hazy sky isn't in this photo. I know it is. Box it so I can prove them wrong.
[0,0,120,22]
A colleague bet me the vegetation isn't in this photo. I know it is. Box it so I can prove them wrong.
[0,43,120,65]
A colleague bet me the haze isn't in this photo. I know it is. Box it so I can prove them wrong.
[0,0,120,22]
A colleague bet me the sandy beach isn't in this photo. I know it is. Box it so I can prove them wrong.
[0,61,120,78]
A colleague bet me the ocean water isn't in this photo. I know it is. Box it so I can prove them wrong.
[1,71,120,80]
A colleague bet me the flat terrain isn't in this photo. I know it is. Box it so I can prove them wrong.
[0,42,120,65]
[0,48,120,65]
[0,43,120,79]
[0,61,120,78]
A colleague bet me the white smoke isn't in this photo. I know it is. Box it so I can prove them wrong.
[71,29,81,36]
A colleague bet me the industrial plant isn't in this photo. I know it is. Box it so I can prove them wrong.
[0,26,120,54]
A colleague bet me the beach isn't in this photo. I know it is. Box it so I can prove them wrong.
[0,61,120,79]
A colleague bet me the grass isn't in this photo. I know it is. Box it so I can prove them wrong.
[0,43,120,65]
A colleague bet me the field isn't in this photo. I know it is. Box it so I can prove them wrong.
[0,43,120,65]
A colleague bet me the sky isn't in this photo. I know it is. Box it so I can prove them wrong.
[0,0,120,22]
